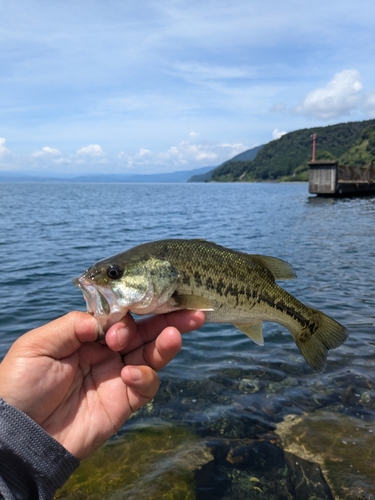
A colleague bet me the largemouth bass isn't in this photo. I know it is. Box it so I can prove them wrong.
[73,239,349,372]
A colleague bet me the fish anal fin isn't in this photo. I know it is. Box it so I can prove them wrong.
[175,294,216,311]
[233,321,264,346]
[250,255,297,281]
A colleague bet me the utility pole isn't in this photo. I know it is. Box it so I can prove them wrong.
[311,133,317,162]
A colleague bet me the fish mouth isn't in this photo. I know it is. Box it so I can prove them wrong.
[72,274,126,334]
[72,275,109,314]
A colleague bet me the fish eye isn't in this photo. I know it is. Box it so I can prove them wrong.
[106,264,124,280]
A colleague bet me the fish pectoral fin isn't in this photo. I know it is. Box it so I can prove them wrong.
[250,255,297,281]
[174,294,216,311]
[233,321,264,346]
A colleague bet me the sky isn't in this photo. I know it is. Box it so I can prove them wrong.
[1,0,375,175]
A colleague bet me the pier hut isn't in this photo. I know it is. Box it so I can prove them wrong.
[308,161,375,196]
[307,133,375,196]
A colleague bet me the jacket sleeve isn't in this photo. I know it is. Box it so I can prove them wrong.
[0,398,80,500]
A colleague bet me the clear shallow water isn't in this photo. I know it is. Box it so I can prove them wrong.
[1,182,375,498]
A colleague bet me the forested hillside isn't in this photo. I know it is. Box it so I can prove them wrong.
[211,119,375,182]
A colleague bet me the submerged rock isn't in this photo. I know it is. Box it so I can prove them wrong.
[55,425,212,500]
[276,410,375,500]
[55,368,375,499]
[199,434,333,500]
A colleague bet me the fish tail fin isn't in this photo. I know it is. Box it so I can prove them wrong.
[292,310,349,372]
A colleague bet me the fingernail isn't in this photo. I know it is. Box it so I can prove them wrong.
[129,368,142,381]
[116,327,129,348]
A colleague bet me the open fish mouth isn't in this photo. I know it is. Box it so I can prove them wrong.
[72,275,110,315]
[72,274,125,335]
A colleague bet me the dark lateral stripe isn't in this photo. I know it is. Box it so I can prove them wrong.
[258,293,318,338]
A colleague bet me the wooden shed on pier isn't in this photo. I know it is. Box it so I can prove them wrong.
[308,161,375,196]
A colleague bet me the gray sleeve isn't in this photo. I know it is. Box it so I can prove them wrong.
[0,398,80,500]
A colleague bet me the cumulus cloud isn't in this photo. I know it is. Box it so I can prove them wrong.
[160,142,216,164]
[32,146,62,157]
[0,136,249,175]
[296,69,363,119]
[77,144,104,156]
[272,129,287,140]
[0,138,10,155]
[120,148,153,168]
[137,148,151,157]
[363,92,375,118]
[117,138,248,172]
[157,140,247,167]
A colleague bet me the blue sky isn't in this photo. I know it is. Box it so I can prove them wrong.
[1,0,375,175]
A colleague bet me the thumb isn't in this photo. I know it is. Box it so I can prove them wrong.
[19,311,100,359]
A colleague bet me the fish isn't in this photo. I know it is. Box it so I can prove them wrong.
[73,239,349,372]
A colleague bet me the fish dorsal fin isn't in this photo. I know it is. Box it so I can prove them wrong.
[249,255,296,281]
[233,322,264,346]
[175,294,216,311]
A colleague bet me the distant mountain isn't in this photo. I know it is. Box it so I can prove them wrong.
[72,166,215,183]
[210,119,375,182]
[0,171,70,182]
[0,166,215,183]
[188,145,264,182]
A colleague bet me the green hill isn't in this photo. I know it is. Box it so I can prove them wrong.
[340,123,375,166]
[211,119,375,182]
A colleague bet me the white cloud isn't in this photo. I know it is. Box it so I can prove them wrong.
[156,140,248,168]
[295,69,363,119]
[32,146,61,157]
[116,137,249,172]
[137,148,151,157]
[77,144,104,156]
[50,156,72,164]
[160,142,216,164]
[272,129,287,140]
[118,148,152,168]
[10,137,245,174]
[0,138,10,155]
[363,92,375,118]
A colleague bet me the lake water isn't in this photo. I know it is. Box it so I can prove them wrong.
[1,182,374,499]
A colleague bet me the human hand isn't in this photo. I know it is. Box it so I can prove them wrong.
[0,310,205,460]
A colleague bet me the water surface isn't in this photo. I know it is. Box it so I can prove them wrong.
[1,182,374,499]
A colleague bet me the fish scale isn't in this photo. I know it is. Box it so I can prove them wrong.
[73,238,349,372]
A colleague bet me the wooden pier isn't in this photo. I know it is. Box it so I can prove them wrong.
[308,161,375,196]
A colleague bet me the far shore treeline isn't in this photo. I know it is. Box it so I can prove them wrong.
[191,118,375,183]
